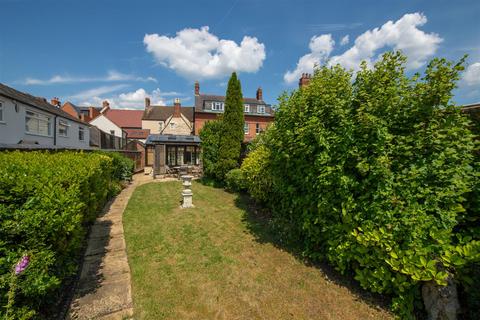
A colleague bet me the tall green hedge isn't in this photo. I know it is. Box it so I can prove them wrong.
[0,151,132,319]
[241,52,480,318]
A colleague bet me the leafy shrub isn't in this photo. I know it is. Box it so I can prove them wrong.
[225,169,246,192]
[200,120,223,179]
[243,52,480,318]
[97,151,134,181]
[0,151,127,319]
[240,144,272,204]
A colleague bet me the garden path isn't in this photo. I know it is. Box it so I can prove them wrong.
[67,173,175,320]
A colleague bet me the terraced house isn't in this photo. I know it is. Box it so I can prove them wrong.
[0,83,90,149]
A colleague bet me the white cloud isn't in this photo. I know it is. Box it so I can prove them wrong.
[68,87,185,109]
[284,34,335,84]
[144,26,266,79]
[69,84,129,100]
[340,35,349,46]
[463,62,480,86]
[23,70,157,85]
[284,13,443,84]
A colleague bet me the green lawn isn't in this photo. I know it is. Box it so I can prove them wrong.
[123,181,392,320]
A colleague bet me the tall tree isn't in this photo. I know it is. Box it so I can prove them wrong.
[216,72,245,180]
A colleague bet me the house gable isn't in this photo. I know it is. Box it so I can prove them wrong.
[90,114,123,137]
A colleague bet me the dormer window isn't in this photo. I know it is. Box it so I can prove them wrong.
[244,104,250,113]
[212,102,224,111]
[258,105,266,114]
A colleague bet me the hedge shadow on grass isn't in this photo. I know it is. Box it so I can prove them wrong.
[234,193,392,314]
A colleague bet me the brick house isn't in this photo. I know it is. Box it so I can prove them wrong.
[193,81,275,142]
[61,101,100,122]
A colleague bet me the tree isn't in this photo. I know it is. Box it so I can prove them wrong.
[216,72,245,180]
[241,52,480,318]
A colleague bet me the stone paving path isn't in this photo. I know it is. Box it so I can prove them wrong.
[67,174,176,320]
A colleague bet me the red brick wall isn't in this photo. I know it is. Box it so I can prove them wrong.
[194,113,220,135]
[194,112,274,142]
[61,102,80,119]
[244,115,273,142]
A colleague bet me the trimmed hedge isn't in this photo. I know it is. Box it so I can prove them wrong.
[241,53,480,318]
[0,151,132,319]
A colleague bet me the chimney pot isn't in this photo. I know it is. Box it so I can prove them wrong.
[50,97,61,107]
[145,97,151,108]
[101,100,110,113]
[299,73,311,89]
[256,87,263,101]
[194,81,200,95]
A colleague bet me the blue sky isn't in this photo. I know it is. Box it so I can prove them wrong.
[1,0,479,109]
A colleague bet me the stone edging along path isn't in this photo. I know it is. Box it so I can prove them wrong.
[67,174,176,320]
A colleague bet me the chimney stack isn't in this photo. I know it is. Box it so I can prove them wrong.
[194,81,200,96]
[256,87,263,101]
[50,97,61,107]
[174,98,181,117]
[299,73,312,89]
[101,100,110,113]
[145,97,151,108]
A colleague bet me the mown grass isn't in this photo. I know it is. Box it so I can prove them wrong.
[123,181,392,320]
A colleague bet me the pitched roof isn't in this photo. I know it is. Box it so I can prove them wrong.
[462,102,480,110]
[142,105,194,122]
[0,83,88,125]
[103,109,144,128]
[124,128,150,139]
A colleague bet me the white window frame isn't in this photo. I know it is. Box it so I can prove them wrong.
[0,101,4,123]
[25,110,52,137]
[244,122,249,134]
[79,126,85,141]
[212,101,224,111]
[257,105,266,114]
[58,119,70,137]
[244,104,250,113]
